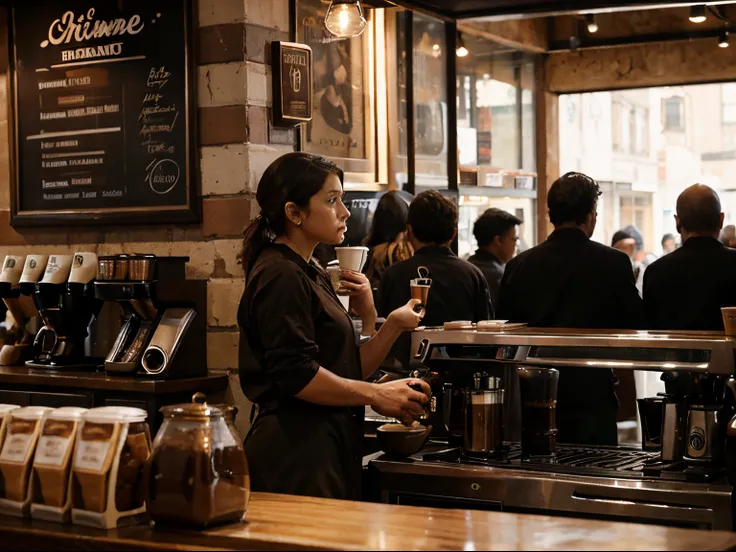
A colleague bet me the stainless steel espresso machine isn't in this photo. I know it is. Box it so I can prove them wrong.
[368,326,736,530]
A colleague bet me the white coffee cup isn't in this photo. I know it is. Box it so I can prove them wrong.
[335,246,369,272]
[20,255,49,285]
[0,255,26,286]
[69,252,98,284]
[41,255,73,284]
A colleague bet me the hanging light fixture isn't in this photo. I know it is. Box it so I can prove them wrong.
[324,0,367,38]
[720,29,730,48]
[585,14,598,33]
[689,5,707,23]
[456,32,469,57]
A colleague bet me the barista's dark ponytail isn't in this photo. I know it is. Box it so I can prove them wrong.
[239,152,343,277]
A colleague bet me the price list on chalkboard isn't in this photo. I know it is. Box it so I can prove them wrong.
[10,0,198,225]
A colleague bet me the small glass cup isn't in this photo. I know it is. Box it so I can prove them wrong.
[410,277,431,316]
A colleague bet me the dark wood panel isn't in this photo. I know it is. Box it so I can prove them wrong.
[0,389,29,406]
[30,391,93,408]
[0,367,227,394]
[389,0,736,20]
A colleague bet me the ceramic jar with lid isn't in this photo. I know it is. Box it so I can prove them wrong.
[0,406,53,514]
[145,393,250,528]
[71,406,151,529]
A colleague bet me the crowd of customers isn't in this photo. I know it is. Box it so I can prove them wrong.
[235,151,736,500]
[355,171,736,446]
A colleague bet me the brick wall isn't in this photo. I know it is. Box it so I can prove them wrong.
[0,0,294,436]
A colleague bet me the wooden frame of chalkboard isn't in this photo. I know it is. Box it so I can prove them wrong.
[8,0,201,227]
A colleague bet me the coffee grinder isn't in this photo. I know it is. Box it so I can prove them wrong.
[0,255,43,366]
[95,255,207,379]
[25,253,103,370]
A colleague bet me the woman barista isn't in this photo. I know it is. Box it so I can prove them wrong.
[238,152,430,500]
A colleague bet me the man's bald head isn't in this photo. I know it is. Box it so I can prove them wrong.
[676,184,723,235]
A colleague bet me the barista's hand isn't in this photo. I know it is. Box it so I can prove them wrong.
[340,270,377,321]
[372,378,430,426]
[386,299,424,332]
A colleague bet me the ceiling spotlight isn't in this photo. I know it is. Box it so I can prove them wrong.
[585,14,598,33]
[689,5,707,23]
[720,29,730,48]
[456,32,469,57]
[324,0,367,38]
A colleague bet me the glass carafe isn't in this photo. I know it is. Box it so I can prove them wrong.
[145,393,249,528]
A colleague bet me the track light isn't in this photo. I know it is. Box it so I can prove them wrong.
[720,29,730,48]
[689,5,707,23]
[456,32,469,57]
[324,0,367,38]
[585,14,598,33]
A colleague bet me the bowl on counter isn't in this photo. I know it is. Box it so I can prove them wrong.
[376,423,432,457]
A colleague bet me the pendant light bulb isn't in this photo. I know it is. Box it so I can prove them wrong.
[585,14,598,33]
[720,29,730,48]
[456,32,469,58]
[324,0,367,38]
[689,5,707,23]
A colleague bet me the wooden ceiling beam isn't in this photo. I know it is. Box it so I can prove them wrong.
[546,37,736,93]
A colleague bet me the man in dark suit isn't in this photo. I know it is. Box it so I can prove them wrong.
[498,172,643,446]
[378,190,492,368]
[644,184,736,331]
[468,208,522,308]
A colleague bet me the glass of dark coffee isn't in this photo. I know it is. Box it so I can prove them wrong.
[517,367,559,457]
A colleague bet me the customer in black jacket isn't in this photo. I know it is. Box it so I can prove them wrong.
[498,172,643,446]
[468,208,522,308]
[378,190,492,368]
[644,184,736,331]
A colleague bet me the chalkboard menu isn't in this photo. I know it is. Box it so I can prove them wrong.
[10,0,199,226]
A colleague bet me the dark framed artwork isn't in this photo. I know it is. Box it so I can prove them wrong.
[295,0,375,184]
[9,0,200,226]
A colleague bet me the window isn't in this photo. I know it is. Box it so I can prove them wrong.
[723,83,736,125]
[612,100,621,151]
[663,97,684,131]
[455,35,536,172]
[634,107,649,155]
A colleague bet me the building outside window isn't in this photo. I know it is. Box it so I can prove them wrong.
[663,96,684,131]
[723,83,736,125]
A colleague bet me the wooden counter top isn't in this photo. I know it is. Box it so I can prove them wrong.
[0,492,734,551]
[0,366,228,394]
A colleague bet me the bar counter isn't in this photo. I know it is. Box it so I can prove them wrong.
[1,492,735,551]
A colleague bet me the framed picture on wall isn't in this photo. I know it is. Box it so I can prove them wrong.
[9,0,200,227]
[295,0,376,184]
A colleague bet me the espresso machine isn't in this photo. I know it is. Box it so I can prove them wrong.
[94,255,207,379]
[368,326,736,530]
[22,253,104,371]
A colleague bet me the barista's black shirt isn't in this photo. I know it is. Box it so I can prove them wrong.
[237,243,363,500]
[467,249,505,308]
[644,236,736,331]
[498,228,643,445]
[377,245,492,367]
[238,243,361,403]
